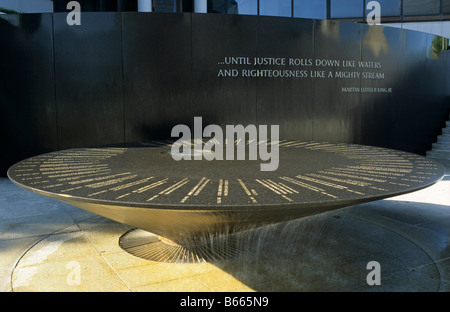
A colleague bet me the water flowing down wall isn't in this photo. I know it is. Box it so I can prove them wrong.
[0,12,449,176]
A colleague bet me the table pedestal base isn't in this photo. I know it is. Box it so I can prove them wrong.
[119,228,253,263]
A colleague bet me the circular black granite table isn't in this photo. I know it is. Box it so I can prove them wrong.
[7,140,445,262]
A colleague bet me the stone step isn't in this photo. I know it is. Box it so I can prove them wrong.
[446,120,450,127]
[426,150,450,159]
[443,127,450,134]
[437,134,450,143]
[432,142,450,151]
[426,156,450,171]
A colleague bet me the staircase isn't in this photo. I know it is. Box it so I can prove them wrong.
[427,117,450,171]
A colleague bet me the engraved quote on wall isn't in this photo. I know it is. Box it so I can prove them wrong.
[217,56,392,93]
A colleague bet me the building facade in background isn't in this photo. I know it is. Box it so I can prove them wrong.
[1,0,450,38]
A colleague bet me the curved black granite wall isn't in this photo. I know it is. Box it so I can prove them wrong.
[1,12,449,176]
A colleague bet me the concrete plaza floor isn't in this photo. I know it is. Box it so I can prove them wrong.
[0,163,449,292]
